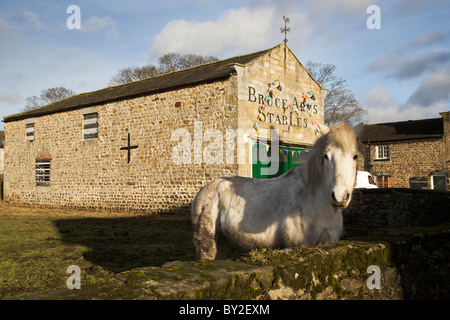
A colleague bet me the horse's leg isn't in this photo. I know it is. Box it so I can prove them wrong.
[193,206,219,260]
[316,229,331,244]
[215,233,235,259]
[303,225,328,246]
[192,183,223,260]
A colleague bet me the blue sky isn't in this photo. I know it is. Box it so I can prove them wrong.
[1,0,449,130]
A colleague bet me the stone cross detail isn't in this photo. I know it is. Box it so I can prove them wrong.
[120,132,138,163]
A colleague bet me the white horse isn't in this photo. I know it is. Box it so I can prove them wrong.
[191,123,359,260]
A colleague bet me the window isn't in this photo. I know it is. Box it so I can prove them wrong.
[26,123,34,141]
[376,145,390,160]
[36,158,51,186]
[83,113,98,139]
[376,175,392,188]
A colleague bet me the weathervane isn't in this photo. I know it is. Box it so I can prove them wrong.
[281,16,290,44]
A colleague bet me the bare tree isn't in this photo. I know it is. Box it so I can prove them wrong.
[23,87,76,111]
[159,53,218,73]
[109,65,161,85]
[158,53,183,73]
[305,61,367,126]
[110,53,219,85]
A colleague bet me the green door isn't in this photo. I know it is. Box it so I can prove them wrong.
[252,140,310,179]
[432,176,447,191]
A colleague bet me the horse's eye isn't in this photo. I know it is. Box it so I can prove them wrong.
[353,154,358,160]
[323,153,329,160]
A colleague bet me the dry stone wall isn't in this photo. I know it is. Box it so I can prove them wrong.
[13,189,450,300]
[15,228,450,300]
[343,188,450,231]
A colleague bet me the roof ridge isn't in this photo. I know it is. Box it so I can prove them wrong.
[360,117,443,142]
[365,117,442,126]
[99,44,279,90]
[3,44,284,122]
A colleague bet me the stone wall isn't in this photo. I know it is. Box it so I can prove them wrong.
[15,189,450,300]
[4,80,239,213]
[343,188,450,232]
[17,222,450,300]
[357,138,446,188]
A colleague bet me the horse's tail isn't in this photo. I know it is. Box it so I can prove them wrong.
[191,178,224,260]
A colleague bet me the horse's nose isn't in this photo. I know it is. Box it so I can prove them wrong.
[331,191,349,201]
[331,190,350,208]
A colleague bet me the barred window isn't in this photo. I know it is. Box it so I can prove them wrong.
[36,158,51,186]
[83,113,98,139]
[26,123,34,141]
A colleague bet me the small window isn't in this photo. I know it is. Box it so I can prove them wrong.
[26,123,34,141]
[36,158,51,186]
[376,175,392,188]
[376,145,390,160]
[83,113,98,140]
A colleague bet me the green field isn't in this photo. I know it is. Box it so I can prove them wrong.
[0,203,194,299]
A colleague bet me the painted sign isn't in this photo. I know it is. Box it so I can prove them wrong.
[247,85,321,133]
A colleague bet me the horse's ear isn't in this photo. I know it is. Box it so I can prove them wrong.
[318,123,330,136]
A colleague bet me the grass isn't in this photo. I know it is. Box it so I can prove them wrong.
[0,203,195,299]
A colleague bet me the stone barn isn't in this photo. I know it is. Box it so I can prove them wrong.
[3,44,327,213]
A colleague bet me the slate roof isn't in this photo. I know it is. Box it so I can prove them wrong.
[4,45,282,123]
[359,118,443,143]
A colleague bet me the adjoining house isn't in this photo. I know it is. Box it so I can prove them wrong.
[357,111,450,191]
[2,44,328,212]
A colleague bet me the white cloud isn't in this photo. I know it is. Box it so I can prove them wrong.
[408,30,447,49]
[23,11,45,30]
[309,0,374,13]
[0,91,21,104]
[368,50,450,80]
[150,0,377,58]
[150,6,298,57]
[81,16,119,38]
[50,47,106,75]
[0,14,14,40]
[393,0,448,16]
[408,65,450,106]
[362,84,448,124]
[48,47,107,76]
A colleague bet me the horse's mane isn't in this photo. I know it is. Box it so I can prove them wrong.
[305,123,357,187]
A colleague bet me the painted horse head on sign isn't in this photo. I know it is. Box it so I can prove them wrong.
[191,122,359,260]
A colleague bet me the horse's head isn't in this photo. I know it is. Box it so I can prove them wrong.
[307,123,359,209]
